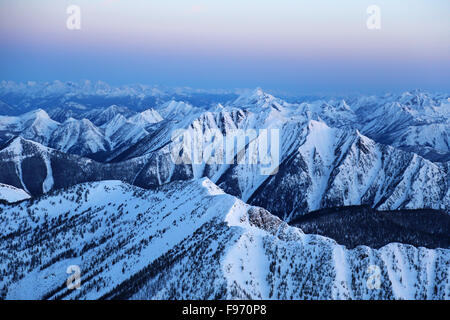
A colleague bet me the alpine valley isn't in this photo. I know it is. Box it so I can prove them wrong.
[0,81,449,300]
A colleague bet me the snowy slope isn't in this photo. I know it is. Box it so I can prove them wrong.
[0,183,30,203]
[117,91,449,220]
[158,100,202,119]
[102,114,149,149]
[83,105,136,126]
[0,89,448,220]
[1,81,447,164]
[49,118,110,155]
[0,110,151,159]
[325,91,450,162]
[1,90,448,221]
[0,109,59,145]
[128,109,163,126]
[0,136,146,195]
[0,179,448,300]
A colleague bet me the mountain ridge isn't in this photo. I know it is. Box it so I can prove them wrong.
[1,178,448,300]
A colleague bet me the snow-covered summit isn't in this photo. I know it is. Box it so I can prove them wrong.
[49,117,109,155]
[0,109,59,145]
[231,87,290,111]
[128,109,163,126]
[158,100,200,119]
[84,105,136,126]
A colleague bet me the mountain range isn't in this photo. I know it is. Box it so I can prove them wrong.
[1,179,448,299]
[0,82,449,300]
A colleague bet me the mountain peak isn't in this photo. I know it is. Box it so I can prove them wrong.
[252,87,265,96]
[21,108,51,121]
[0,135,47,154]
[159,100,198,118]
[34,108,50,117]
[130,109,163,125]
[102,114,129,130]
[232,87,276,107]
[80,117,99,127]
[64,117,77,123]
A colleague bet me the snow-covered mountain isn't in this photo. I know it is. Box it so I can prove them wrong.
[0,136,146,195]
[230,87,293,111]
[306,91,450,162]
[0,178,448,300]
[0,80,239,116]
[101,114,150,160]
[0,84,449,300]
[2,83,447,162]
[0,109,59,145]
[111,92,449,221]
[354,92,450,162]
[0,109,152,159]
[128,109,163,126]
[1,89,448,221]
[0,100,16,115]
[83,105,136,126]
[47,107,82,123]
[48,118,110,155]
[245,121,449,221]
[158,100,202,119]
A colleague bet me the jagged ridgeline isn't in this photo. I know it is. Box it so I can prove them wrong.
[0,88,449,222]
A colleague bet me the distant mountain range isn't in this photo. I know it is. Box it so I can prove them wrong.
[0,81,448,300]
[0,80,240,117]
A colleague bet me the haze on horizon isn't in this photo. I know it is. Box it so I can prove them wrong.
[0,0,449,95]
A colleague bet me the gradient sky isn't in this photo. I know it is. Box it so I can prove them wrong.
[0,0,449,94]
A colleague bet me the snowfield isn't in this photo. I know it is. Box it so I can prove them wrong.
[0,183,30,203]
